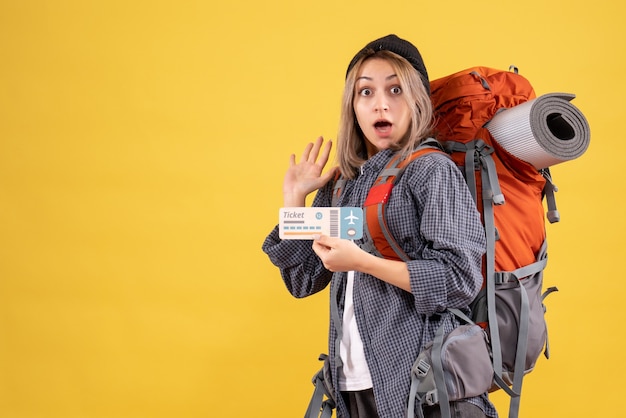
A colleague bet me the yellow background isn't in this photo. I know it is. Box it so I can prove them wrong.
[0,0,623,417]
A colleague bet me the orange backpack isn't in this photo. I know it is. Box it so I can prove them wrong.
[431,67,554,272]
[430,66,560,417]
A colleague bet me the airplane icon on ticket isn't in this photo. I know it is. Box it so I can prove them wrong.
[344,210,359,225]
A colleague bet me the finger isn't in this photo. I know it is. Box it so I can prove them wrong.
[313,234,332,248]
[311,239,327,258]
[288,153,296,167]
[311,240,320,256]
[300,141,314,163]
[315,138,332,168]
[308,136,324,163]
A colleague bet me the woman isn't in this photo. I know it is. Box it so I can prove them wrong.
[262,34,495,418]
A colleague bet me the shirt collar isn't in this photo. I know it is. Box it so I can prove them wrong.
[359,148,396,175]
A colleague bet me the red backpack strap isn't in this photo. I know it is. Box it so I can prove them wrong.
[362,140,446,261]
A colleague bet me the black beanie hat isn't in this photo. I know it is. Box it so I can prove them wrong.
[346,34,430,95]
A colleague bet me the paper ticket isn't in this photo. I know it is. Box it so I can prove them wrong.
[279,207,363,240]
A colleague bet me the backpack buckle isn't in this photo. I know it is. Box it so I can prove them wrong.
[413,358,430,377]
[425,390,439,406]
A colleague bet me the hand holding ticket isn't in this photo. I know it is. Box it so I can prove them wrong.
[279,207,363,240]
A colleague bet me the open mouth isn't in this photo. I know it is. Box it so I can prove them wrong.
[374,120,392,133]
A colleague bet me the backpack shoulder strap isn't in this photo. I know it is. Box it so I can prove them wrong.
[363,139,446,261]
[331,170,346,207]
[304,354,335,418]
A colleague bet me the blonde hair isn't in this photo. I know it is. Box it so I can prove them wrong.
[336,50,433,179]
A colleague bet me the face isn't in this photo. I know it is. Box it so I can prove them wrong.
[353,58,412,157]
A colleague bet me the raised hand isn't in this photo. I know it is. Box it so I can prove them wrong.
[283,136,337,207]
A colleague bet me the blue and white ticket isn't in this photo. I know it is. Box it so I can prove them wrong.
[279,207,363,240]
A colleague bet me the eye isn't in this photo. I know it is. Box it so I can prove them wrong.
[390,86,402,95]
[358,88,372,97]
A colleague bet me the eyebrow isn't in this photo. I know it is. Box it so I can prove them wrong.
[356,74,398,82]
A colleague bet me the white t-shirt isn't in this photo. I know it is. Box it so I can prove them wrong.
[337,270,374,391]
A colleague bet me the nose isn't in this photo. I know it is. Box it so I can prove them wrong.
[374,96,389,112]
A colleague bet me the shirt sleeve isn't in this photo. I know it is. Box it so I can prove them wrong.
[404,153,486,314]
[261,181,335,298]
